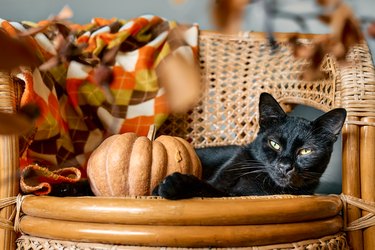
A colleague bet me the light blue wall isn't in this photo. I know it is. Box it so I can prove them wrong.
[1,0,373,57]
[0,0,210,25]
[0,0,373,194]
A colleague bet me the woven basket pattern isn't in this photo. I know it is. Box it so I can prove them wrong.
[0,72,20,249]
[0,72,17,113]
[16,233,348,250]
[336,45,375,120]
[158,32,341,148]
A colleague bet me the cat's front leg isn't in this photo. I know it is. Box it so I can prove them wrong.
[152,172,228,200]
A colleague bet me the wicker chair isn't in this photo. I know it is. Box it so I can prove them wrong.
[0,31,374,249]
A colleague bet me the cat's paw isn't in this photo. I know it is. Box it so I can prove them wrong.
[152,172,201,200]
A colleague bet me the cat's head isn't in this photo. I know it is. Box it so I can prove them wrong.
[252,93,346,193]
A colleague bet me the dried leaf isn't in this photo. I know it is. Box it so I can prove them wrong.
[318,15,332,24]
[262,0,279,50]
[157,52,201,114]
[171,0,187,4]
[301,43,328,81]
[289,35,332,81]
[0,113,30,134]
[310,43,327,68]
[368,22,375,38]
[19,103,41,121]
[55,22,73,38]
[317,1,363,60]
[102,45,120,66]
[59,36,86,60]
[55,5,74,21]
[291,1,364,80]
[155,26,201,113]
[109,21,123,34]
[93,64,114,86]
[18,13,75,72]
[38,34,88,70]
[39,57,60,71]
[300,67,327,81]
[53,33,66,52]
[0,30,40,70]
[20,7,73,38]
[316,0,341,7]
[19,25,49,37]
[92,63,115,105]
[289,36,314,59]
[212,0,250,34]
[0,110,36,135]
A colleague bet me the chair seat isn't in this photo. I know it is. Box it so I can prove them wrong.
[17,195,343,247]
[16,233,349,250]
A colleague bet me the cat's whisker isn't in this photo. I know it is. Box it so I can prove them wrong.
[300,172,320,178]
[304,170,323,174]
[240,159,263,163]
[225,165,264,172]
[229,164,264,168]
[250,170,267,174]
[233,169,267,179]
[254,173,262,180]
[318,175,335,183]
[318,171,337,180]
[287,183,298,191]
[262,175,268,189]
[299,172,322,180]
[229,161,263,167]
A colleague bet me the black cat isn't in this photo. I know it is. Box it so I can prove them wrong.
[153,93,346,199]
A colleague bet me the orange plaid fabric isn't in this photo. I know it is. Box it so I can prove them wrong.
[0,16,198,195]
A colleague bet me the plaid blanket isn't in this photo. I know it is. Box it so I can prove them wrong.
[0,15,198,195]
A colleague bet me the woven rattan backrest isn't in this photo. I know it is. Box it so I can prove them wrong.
[0,72,19,250]
[159,31,350,148]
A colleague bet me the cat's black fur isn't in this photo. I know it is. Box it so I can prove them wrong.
[153,93,346,199]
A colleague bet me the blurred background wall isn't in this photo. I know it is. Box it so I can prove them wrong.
[0,0,374,194]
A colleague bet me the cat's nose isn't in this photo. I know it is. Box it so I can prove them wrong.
[277,163,294,174]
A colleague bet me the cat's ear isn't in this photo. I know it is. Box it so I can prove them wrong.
[258,93,286,128]
[312,108,347,136]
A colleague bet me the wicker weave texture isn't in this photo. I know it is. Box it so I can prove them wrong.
[16,233,348,250]
[0,73,19,250]
[159,32,375,148]
[337,45,375,121]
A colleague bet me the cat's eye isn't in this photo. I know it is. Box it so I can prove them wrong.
[269,140,281,151]
[299,148,312,155]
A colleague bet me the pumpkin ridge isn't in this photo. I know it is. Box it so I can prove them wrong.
[150,140,168,194]
[173,137,192,174]
[105,135,123,196]
[128,136,152,195]
[106,133,138,196]
[174,137,202,178]
[87,151,101,195]
[156,135,192,175]
[88,135,120,196]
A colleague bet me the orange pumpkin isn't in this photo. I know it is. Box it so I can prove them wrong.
[87,130,202,196]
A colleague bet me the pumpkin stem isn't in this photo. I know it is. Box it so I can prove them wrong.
[147,124,156,141]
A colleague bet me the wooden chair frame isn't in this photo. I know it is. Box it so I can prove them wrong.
[0,31,374,249]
